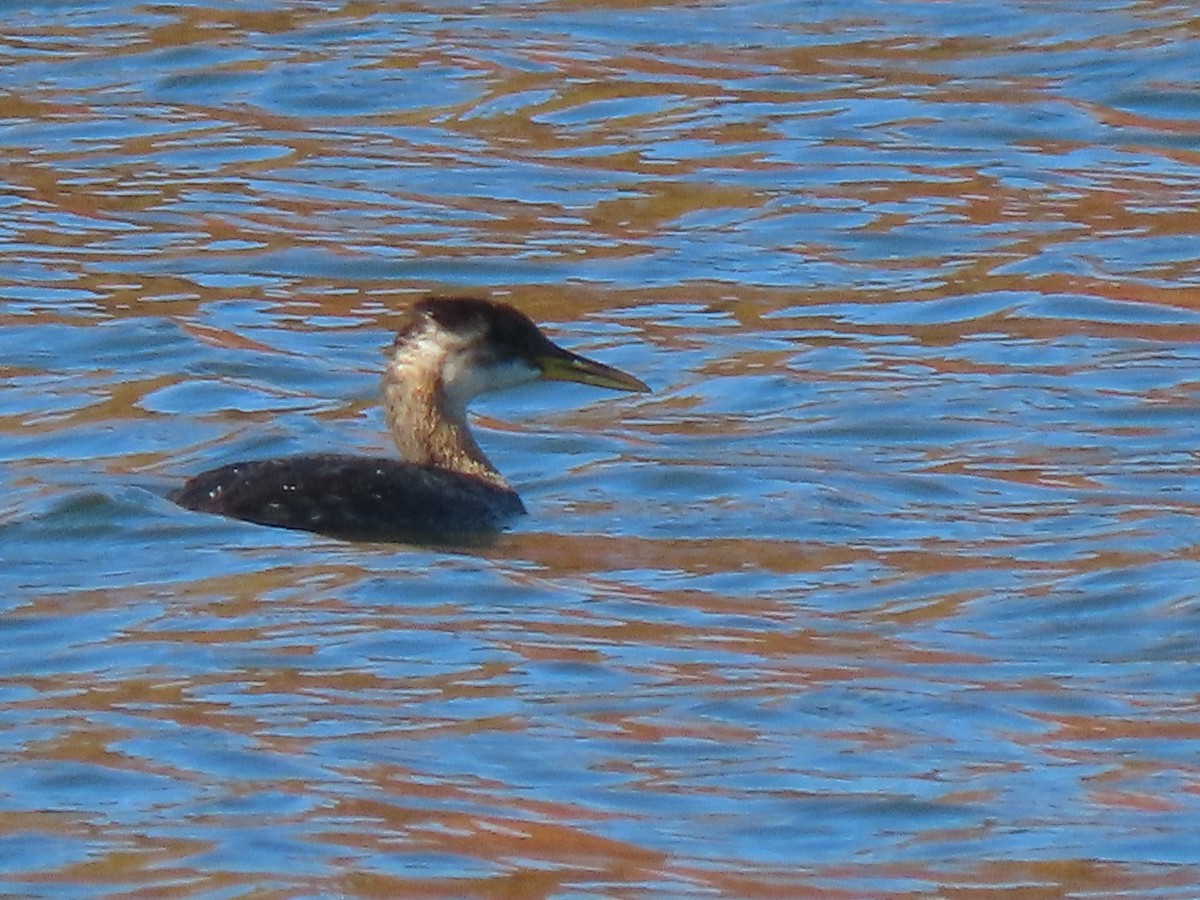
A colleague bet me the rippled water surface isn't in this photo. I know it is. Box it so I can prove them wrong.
[4,1,1200,897]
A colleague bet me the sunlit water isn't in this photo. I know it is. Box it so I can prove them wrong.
[3,1,1200,897]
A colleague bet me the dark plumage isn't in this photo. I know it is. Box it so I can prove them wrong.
[174,297,647,544]
[174,455,525,544]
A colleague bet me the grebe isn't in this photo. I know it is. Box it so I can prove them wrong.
[174,296,648,544]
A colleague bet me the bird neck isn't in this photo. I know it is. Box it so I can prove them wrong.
[381,350,511,490]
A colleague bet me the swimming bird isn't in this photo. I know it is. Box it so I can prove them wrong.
[174,296,648,544]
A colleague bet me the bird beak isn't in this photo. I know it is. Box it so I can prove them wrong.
[537,345,650,393]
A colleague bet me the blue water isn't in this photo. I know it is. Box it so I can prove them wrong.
[3,1,1200,897]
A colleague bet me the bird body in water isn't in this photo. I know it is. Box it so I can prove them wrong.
[174,297,648,544]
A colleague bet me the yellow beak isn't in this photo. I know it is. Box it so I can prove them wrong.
[537,345,650,393]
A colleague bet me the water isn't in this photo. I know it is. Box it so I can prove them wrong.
[3,1,1200,897]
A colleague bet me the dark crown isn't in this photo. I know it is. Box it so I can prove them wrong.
[399,296,553,359]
